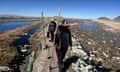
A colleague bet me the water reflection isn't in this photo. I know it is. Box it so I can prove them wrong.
[10,24,42,72]
[0,21,34,32]
[77,21,120,48]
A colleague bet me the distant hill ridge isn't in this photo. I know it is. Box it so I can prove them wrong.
[114,16,120,22]
[0,14,21,18]
[98,17,110,20]
[0,14,40,19]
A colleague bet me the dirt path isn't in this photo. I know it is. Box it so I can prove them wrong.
[32,27,59,72]
[32,25,74,72]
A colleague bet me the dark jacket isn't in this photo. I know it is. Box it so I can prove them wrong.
[54,25,72,48]
[48,21,56,32]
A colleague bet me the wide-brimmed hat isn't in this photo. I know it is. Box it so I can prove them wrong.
[50,18,56,21]
[61,23,71,27]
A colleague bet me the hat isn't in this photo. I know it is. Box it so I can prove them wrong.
[61,23,71,27]
[50,17,56,21]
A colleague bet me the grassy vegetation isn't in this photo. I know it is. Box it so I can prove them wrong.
[0,21,41,66]
[29,18,50,50]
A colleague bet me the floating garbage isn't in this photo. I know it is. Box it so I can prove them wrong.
[72,37,76,42]
[21,45,29,53]
[15,37,20,39]
[0,66,11,71]
[72,48,88,60]
[81,35,85,36]
[112,57,120,60]
[24,33,28,35]
[114,37,117,40]
[23,33,28,35]
[24,44,30,49]
[102,52,109,58]
[21,49,27,53]
[102,40,106,44]
[88,42,92,45]
[118,47,120,50]
[71,36,110,72]
[77,44,82,49]
[110,40,113,43]
[72,58,93,72]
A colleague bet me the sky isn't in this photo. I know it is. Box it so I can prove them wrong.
[0,0,120,18]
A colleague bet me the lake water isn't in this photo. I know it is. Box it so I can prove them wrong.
[0,21,34,32]
[0,21,41,71]
[10,24,42,72]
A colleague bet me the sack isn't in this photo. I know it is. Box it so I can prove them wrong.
[48,22,56,31]
[60,31,68,48]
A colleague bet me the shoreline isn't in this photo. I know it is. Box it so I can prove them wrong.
[91,19,120,32]
[0,19,40,23]
[71,24,120,71]
[0,20,41,66]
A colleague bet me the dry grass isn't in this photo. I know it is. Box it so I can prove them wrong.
[0,21,41,66]
[29,18,50,49]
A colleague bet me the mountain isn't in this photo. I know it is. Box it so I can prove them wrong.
[98,17,110,20]
[114,16,120,22]
[0,14,21,18]
[0,14,40,19]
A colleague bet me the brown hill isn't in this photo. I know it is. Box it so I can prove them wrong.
[114,16,120,22]
[98,17,110,20]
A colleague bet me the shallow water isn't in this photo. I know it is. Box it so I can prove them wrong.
[10,24,42,72]
[77,21,120,48]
